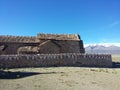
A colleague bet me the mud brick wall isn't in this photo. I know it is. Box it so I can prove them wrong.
[0,53,112,68]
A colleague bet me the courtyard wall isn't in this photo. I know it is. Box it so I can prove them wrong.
[0,53,112,68]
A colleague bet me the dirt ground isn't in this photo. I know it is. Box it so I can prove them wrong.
[0,55,120,90]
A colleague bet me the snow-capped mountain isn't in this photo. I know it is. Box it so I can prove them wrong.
[85,43,120,54]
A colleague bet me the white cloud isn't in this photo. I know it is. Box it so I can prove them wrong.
[100,21,119,31]
[109,21,119,28]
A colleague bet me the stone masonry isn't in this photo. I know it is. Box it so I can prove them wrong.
[0,53,112,68]
[0,33,112,68]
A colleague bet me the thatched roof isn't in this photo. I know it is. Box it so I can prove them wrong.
[0,36,36,43]
[0,33,81,43]
[37,33,81,40]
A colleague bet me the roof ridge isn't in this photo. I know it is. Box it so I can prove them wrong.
[37,33,80,40]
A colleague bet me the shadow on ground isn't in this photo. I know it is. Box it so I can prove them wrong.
[1,62,120,79]
[112,62,120,68]
[0,71,57,79]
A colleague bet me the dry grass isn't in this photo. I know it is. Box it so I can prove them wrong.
[112,54,120,62]
[0,55,120,90]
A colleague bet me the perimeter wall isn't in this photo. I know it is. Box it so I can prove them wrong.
[0,53,112,68]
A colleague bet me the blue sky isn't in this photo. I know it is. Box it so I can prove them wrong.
[0,0,120,44]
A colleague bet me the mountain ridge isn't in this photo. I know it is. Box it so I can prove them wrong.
[85,44,120,54]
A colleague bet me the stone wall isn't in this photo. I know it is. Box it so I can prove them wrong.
[54,40,84,53]
[0,43,39,55]
[0,53,112,68]
[0,40,85,54]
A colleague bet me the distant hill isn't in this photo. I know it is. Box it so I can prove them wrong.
[85,44,120,54]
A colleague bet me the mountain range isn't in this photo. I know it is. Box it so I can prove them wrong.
[85,44,120,54]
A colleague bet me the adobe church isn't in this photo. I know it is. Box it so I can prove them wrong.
[0,33,85,55]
